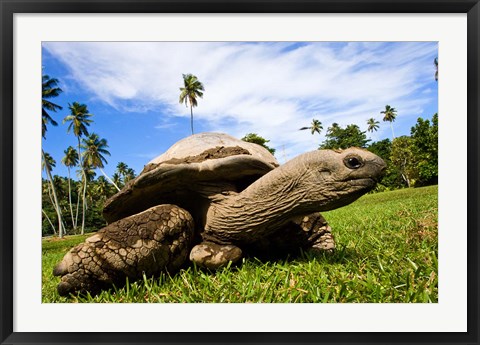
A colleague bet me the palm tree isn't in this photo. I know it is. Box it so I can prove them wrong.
[179,74,205,134]
[62,146,79,230]
[124,168,136,184]
[300,119,323,139]
[42,73,64,237]
[83,166,97,182]
[115,162,135,186]
[434,57,438,81]
[112,172,122,189]
[367,118,380,133]
[381,105,397,139]
[63,102,93,147]
[52,175,67,201]
[81,133,120,191]
[116,162,128,179]
[63,102,93,234]
[42,74,63,139]
[327,122,340,136]
[42,151,64,237]
[95,176,111,200]
[77,167,97,185]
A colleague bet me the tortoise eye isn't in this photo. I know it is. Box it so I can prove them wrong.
[344,156,363,169]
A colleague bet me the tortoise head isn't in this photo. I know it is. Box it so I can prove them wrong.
[282,147,387,211]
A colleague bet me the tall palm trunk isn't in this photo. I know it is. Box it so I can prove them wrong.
[390,122,396,140]
[66,168,76,230]
[42,209,57,235]
[190,105,194,135]
[75,185,80,231]
[45,181,55,209]
[46,174,69,234]
[42,150,64,238]
[99,168,120,191]
[77,137,87,235]
[81,175,87,234]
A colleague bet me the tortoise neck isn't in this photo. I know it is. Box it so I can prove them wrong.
[202,153,329,244]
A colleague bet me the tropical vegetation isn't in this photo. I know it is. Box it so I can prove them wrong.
[42,74,65,237]
[42,73,136,237]
[242,133,276,155]
[300,104,438,191]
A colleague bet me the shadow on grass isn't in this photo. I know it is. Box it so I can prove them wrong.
[240,245,363,266]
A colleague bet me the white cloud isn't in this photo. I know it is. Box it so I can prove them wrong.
[43,41,437,161]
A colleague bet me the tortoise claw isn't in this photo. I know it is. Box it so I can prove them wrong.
[53,260,68,276]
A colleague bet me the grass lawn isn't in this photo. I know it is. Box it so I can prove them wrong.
[42,185,438,303]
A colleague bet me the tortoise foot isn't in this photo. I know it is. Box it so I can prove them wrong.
[53,204,194,296]
[189,242,242,270]
[309,227,336,253]
[299,214,336,253]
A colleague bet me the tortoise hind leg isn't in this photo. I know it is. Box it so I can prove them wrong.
[53,204,194,296]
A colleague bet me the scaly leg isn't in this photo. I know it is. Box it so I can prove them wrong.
[53,204,194,296]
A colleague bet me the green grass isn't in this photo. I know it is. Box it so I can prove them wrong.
[42,186,438,303]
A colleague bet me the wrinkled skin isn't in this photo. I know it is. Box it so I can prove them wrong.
[202,148,386,244]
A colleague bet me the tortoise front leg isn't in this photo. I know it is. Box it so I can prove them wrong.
[53,204,194,296]
[297,213,336,253]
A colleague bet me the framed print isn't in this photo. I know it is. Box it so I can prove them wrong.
[1,0,479,344]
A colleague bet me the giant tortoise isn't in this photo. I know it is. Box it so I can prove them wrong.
[53,132,386,296]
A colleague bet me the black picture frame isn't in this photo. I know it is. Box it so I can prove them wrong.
[1,1,478,344]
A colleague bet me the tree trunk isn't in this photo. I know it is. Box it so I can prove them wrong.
[77,138,87,235]
[42,150,64,238]
[75,184,80,230]
[402,173,411,187]
[390,122,396,140]
[42,209,57,235]
[81,174,87,235]
[401,158,410,187]
[45,183,67,234]
[45,181,55,211]
[100,168,120,191]
[190,105,194,135]
[61,218,68,236]
[67,168,76,230]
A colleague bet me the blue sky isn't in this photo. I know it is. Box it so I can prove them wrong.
[42,41,438,179]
